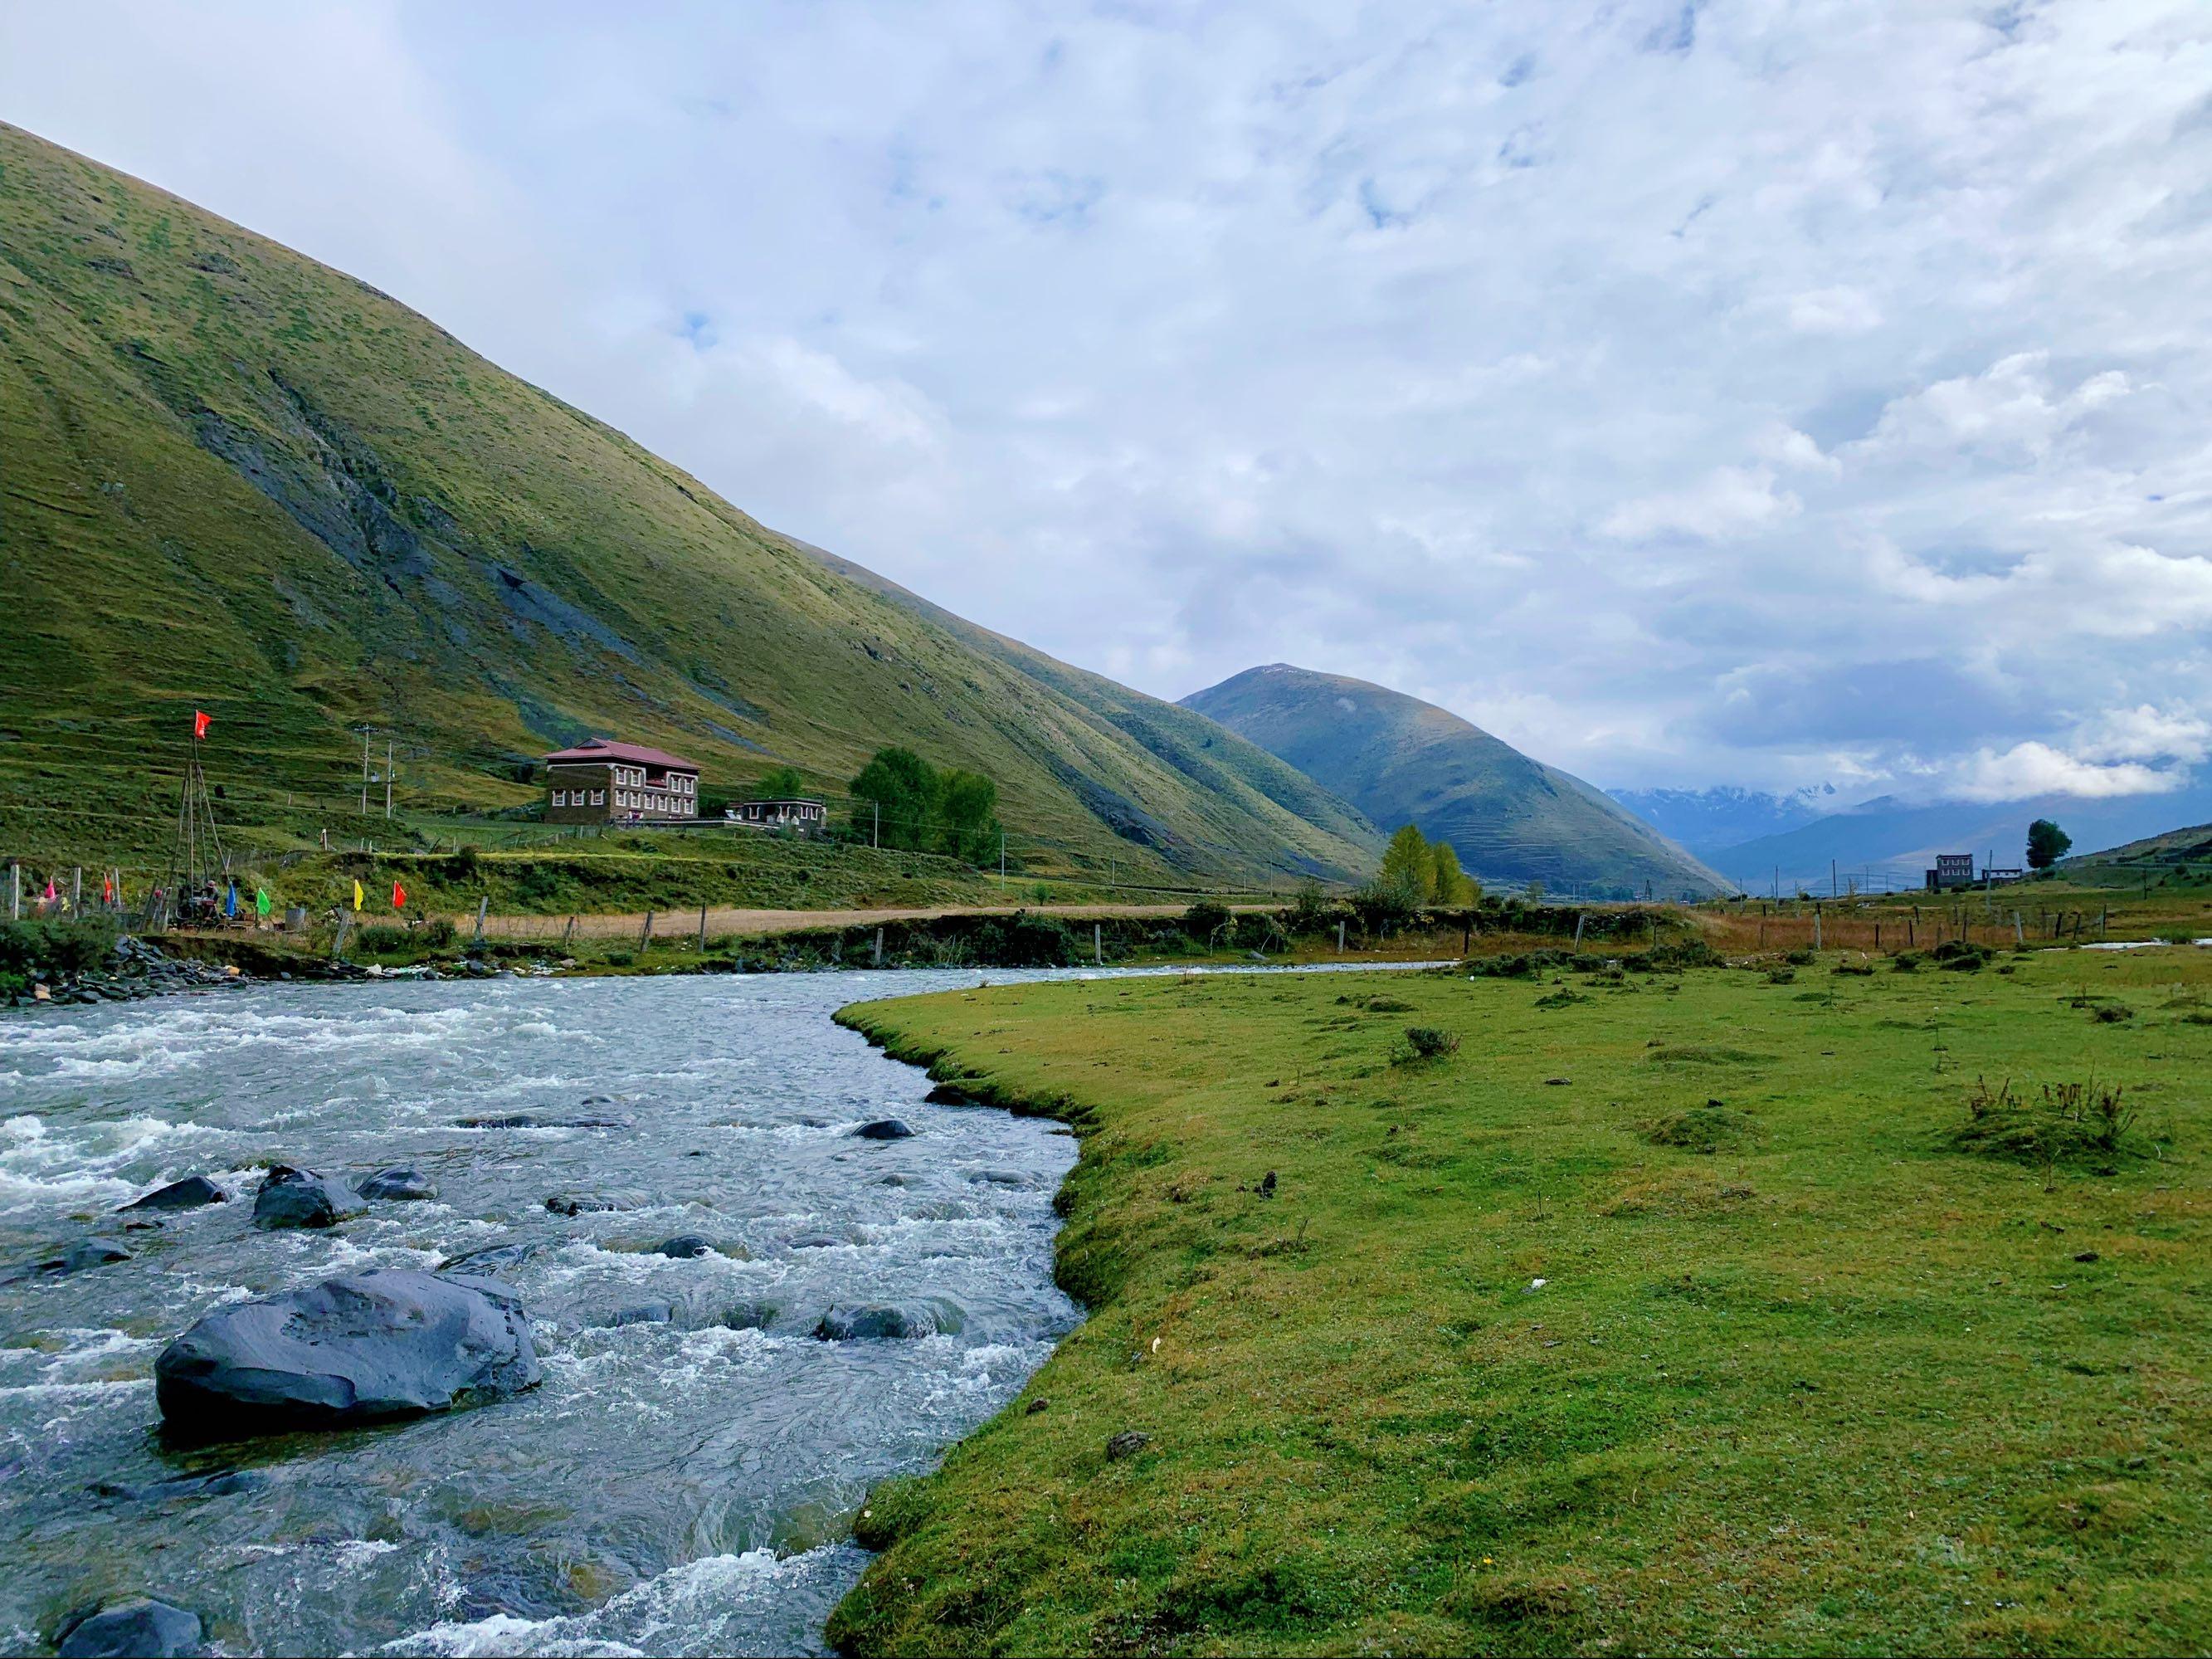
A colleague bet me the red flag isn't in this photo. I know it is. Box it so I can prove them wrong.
[392,881,407,910]
[103,874,115,904]
[192,710,211,740]
[43,878,56,901]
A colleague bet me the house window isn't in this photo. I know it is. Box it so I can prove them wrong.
[553,789,568,807]
[591,789,605,805]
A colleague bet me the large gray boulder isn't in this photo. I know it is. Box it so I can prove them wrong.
[153,1269,540,1439]
[251,1165,363,1230]
[0,1237,132,1285]
[814,1299,964,1341]
[55,1598,202,1657]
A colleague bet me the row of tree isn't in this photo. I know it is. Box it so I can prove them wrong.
[1372,822,1479,908]
[846,747,1001,864]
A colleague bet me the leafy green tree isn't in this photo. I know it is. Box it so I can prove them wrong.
[850,747,939,850]
[938,769,1001,864]
[2026,819,2072,871]
[753,764,805,799]
[1379,824,1436,903]
[1429,841,1472,906]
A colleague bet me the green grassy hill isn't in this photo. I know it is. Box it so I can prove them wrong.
[0,123,1376,887]
[1182,664,1727,899]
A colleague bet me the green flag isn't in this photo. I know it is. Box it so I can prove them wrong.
[256,887,272,918]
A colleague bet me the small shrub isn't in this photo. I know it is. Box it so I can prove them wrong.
[602,949,635,967]
[1402,1026,1460,1060]
[354,925,408,954]
[2091,1003,2134,1023]
[1764,968,1795,985]
[1931,940,1992,972]
[1947,1075,2141,1165]
[1287,878,1331,934]
[1832,960,1875,977]
[1785,948,1815,966]
[1891,952,1922,973]
[1182,900,1232,941]
[1362,996,1415,1013]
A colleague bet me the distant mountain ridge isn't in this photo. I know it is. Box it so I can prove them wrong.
[1711,783,2212,893]
[1182,665,1727,899]
[1607,784,1839,860]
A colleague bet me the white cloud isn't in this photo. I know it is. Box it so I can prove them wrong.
[1952,742,2180,803]
[2073,704,2212,766]
[1602,466,1800,541]
[1786,285,1881,334]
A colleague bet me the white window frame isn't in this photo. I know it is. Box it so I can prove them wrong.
[591,789,605,805]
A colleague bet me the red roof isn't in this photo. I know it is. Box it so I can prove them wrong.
[543,738,701,772]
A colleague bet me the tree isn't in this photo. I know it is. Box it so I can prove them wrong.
[2026,818,2072,871]
[850,747,939,850]
[1429,841,1473,906]
[753,765,805,800]
[938,769,1000,864]
[1378,824,1436,904]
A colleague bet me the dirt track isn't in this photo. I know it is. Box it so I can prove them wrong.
[472,900,1264,942]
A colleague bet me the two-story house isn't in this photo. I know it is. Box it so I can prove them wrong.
[543,739,700,824]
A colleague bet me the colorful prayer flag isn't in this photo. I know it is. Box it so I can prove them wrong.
[256,888,271,918]
[43,878,55,901]
[225,881,238,920]
[353,879,364,912]
[392,881,407,910]
[192,710,211,740]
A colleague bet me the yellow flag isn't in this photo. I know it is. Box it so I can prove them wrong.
[353,879,363,912]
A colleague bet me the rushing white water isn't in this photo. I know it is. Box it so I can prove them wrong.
[0,970,1086,1657]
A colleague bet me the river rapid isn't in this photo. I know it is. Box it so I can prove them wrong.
[0,969,1089,1657]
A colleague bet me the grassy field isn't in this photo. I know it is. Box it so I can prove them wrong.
[831,944,2212,1655]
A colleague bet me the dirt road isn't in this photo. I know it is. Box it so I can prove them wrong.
[472,900,1261,943]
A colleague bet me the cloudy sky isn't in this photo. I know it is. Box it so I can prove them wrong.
[6,1,2210,801]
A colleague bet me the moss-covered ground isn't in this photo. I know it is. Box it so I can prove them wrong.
[830,944,2212,1656]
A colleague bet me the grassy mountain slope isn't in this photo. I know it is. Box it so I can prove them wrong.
[1182,664,1727,898]
[793,540,1382,874]
[0,122,1375,886]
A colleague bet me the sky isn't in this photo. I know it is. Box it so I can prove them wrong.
[5,1,2210,803]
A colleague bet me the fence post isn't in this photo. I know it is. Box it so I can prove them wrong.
[873,927,884,968]
[2014,911,2024,947]
[72,866,81,914]
[700,905,710,953]
[640,910,654,950]
[1094,922,1104,966]
[1813,906,1822,951]
[333,911,352,961]
[7,861,17,920]
[474,895,489,944]
[563,915,576,950]
[1572,914,1586,949]
[1336,920,1347,954]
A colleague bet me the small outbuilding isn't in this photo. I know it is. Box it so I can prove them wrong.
[724,798,826,833]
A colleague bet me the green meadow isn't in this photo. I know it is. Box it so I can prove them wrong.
[831,944,2212,1656]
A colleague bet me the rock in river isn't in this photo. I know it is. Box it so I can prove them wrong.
[815,1300,963,1341]
[251,1165,363,1230]
[0,1237,132,1286]
[120,1175,227,1213]
[153,1269,540,1439]
[54,1597,203,1657]
[853,1118,915,1140]
[651,1234,716,1259]
[356,1166,437,1202]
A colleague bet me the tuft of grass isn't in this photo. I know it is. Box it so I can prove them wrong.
[1400,1025,1460,1060]
[1946,1074,2144,1166]
[1640,1100,1759,1153]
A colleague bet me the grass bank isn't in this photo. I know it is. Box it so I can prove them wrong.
[830,945,2212,1655]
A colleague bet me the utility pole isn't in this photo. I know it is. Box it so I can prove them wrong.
[385,740,394,819]
[358,729,371,815]
[872,801,879,849]
[998,829,1006,887]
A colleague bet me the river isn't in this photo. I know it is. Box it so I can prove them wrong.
[0,969,1089,1657]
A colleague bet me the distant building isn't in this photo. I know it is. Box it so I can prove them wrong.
[544,739,699,824]
[1925,853,1976,891]
[725,797,826,833]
